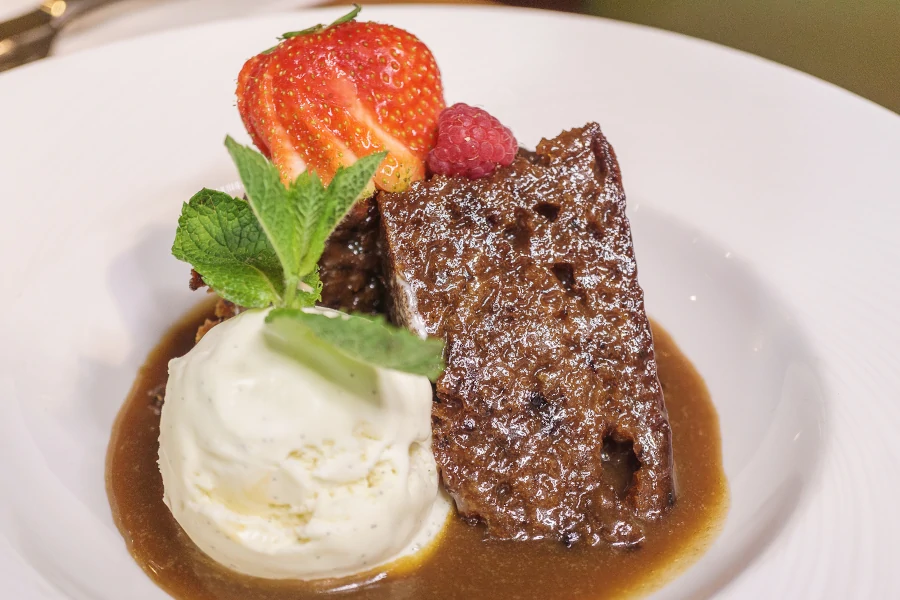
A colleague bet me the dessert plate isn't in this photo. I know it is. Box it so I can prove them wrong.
[1,5,898,599]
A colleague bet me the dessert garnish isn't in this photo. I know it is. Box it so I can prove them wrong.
[236,5,445,192]
[427,103,518,178]
[172,136,443,379]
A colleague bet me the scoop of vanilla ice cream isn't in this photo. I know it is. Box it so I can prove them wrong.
[158,307,450,580]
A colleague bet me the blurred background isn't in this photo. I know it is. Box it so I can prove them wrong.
[545,0,900,114]
[1,0,898,113]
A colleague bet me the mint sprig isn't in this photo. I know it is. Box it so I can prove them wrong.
[267,309,445,381]
[175,136,383,309]
[172,137,446,381]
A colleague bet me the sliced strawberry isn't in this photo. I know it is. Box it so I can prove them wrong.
[235,8,445,192]
[237,53,311,182]
[235,54,269,156]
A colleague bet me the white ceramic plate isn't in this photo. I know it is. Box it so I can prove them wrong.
[1,5,898,599]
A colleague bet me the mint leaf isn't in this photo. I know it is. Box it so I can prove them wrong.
[299,152,386,275]
[266,308,445,381]
[172,189,284,307]
[225,136,302,282]
[287,171,326,277]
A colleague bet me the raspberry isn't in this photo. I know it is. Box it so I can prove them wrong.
[427,103,517,179]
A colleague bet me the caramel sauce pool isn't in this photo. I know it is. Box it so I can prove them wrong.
[106,300,728,600]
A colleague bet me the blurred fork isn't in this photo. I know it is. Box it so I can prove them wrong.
[0,0,123,72]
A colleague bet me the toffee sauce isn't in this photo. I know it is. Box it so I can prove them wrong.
[106,299,727,600]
